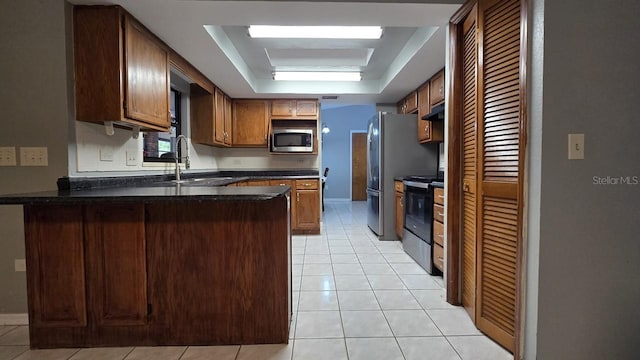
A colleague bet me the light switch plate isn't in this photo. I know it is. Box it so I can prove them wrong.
[14,259,26,272]
[126,150,137,166]
[568,134,584,160]
[0,147,17,166]
[100,148,114,162]
[20,147,48,166]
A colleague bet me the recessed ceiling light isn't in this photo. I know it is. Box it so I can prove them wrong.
[248,25,383,39]
[273,71,362,81]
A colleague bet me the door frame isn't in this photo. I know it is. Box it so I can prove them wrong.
[349,130,368,201]
[447,0,528,358]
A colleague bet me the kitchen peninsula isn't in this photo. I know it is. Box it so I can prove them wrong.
[0,180,293,349]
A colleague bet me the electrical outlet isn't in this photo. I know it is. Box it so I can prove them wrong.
[100,148,114,162]
[0,147,17,166]
[14,259,26,272]
[20,147,48,166]
[126,150,137,166]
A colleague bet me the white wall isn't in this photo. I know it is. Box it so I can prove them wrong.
[321,105,376,199]
[529,0,640,359]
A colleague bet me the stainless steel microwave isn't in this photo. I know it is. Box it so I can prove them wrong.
[271,129,314,153]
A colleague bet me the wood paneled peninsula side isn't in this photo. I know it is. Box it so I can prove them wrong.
[0,185,292,349]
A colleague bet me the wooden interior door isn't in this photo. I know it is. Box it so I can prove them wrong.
[475,0,524,352]
[351,133,367,201]
[461,5,478,321]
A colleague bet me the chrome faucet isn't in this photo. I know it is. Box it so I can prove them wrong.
[174,135,190,182]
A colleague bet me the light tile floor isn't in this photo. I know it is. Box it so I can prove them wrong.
[0,201,511,360]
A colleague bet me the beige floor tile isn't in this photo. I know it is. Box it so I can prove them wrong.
[382,253,416,263]
[337,290,381,311]
[124,346,186,360]
[298,291,339,311]
[345,338,404,360]
[14,349,79,360]
[412,289,457,309]
[300,275,335,291]
[384,310,442,337]
[366,275,406,290]
[397,337,461,360]
[294,311,343,338]
[334,275,371,290]
[341,311,393,337]
[292,339,347,360]
[0,346,28,360]
[302,263,333,276]
[390,263,428,275]
[329,246,355,254]
[448,336,512,360]
[374,290,421,310]
[180,346,239,360]
[399,274,442,290]
[0,326,29,346]
[330,254,359,264]
[332,264,364,275]
[356,253,387,264]
[303,254,331,264]
[237,343,293,360]
[70,347,133,360]
[362,263,395,275]
[427,309,482,336]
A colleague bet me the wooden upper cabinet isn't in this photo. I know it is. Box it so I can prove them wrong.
[271,100,318,119]
[430,69,445,107]
[405,91,418,114]
[224,95,233,146]
[74,6,170,132]
[418,82,430,120]
[397,99,406,114]
[214,88,225,145]
[233,100,270,147]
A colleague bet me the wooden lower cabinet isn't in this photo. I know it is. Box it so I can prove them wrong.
[394,180,404,239]
[293,179,320,234]
[433,187,445,272]
[23,198,291,348]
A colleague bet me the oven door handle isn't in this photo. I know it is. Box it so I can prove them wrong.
[402,180,430,189]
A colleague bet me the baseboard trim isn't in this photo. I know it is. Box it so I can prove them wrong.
[0,313,28,325]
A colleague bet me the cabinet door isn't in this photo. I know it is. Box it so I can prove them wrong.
[189,84,215,145]
[295,190,320,229]
[418,82,430,120]
[405,91,418,114]
[271,100,295,117]
[214,88,225,145]
[85,204,147,326]
[430,69,445,106]
[224,95,233,145]
[233,100,270,147]
[395,192,404,239]
[295,100,318,116]
[24,205,87,327]
[397,99,406,114]
[124,15,170,128]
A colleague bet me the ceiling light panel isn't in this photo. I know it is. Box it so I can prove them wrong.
[249,25,383,39]
[273,71,362,81]
[265,48,375,67]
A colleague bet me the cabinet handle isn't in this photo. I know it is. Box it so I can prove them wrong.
[437,212,444,217]
[437,256,444,261]
[279,183,286,186]
[437,194,445,199]
[297,193,300,201]
[437,234,444,238]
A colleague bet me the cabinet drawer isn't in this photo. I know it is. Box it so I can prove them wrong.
[433,244,444,272]
[433,220,444,247]
[434,187,444,205]
[269,179,293,188]
[433,204,444,223]
[394,180,404,193]
[295,179,319,190]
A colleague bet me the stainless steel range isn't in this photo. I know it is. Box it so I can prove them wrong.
[402,176,439,274]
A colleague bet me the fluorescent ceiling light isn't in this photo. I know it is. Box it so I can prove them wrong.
[273,71,362,81]
[249,25,383,39]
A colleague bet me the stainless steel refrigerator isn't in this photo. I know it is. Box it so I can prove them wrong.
[366,112,439,240]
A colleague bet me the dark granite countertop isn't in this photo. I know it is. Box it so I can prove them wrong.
[58,169,320,191]
[431,181,444,188]
[0,185,291,205]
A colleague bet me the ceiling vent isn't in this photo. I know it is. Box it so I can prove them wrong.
[322,96,339,100]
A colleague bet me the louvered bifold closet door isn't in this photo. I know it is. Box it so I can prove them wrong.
[461,6,478,321]
[476,0,524,352]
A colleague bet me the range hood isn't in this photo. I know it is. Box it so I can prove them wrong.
[421,103,445,121]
